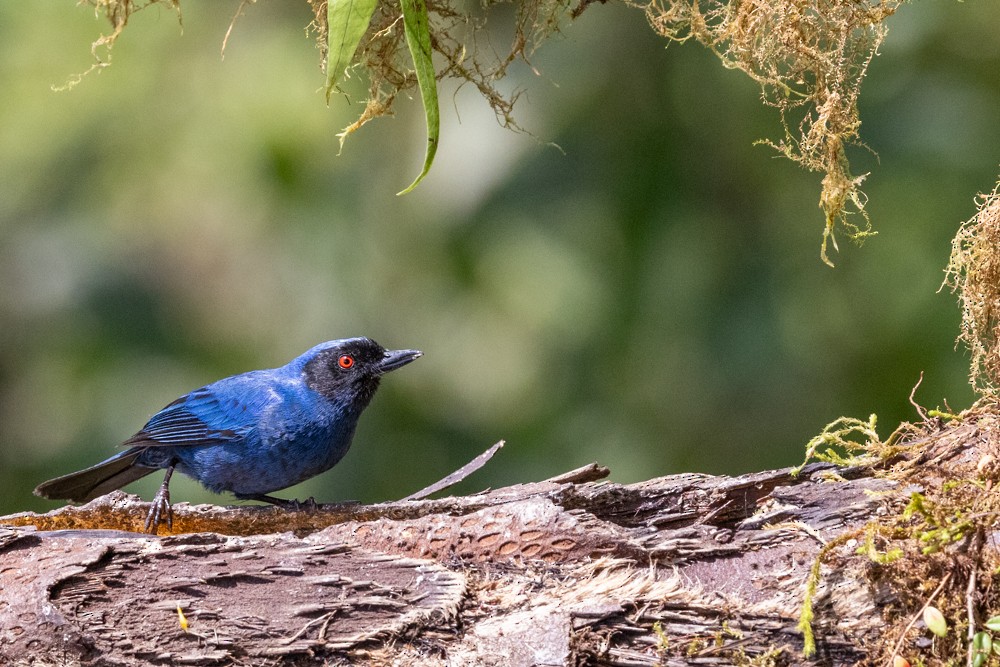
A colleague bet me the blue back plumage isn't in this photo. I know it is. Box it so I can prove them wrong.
[124,338,416,496]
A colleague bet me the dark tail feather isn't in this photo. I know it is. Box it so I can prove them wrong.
[34,448,157,503]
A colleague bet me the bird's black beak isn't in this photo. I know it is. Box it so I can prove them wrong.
[378,349,422,374]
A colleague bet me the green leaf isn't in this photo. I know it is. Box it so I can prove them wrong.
[396,0,439,195]
[923,606,948,638]
[985,617,1000,633]
[325,0,379,103]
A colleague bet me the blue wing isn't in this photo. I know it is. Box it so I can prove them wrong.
[122,380,268,448]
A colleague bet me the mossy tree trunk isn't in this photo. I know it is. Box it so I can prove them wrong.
[1,412,991,666]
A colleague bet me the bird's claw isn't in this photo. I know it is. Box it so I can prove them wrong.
[144,485,172,534]
[292,496,319,512]
[271,496,319,511]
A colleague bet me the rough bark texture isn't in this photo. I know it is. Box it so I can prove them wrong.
[0,417,984,666]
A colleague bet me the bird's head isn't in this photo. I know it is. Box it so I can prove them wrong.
[302,338,422,409]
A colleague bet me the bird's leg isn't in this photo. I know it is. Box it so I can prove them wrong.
[144,463,176,534]
[236,493,319,511]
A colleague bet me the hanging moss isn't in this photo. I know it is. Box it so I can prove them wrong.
[626,0,904,265]
[945,181,1000,396]
[71,0,908,261]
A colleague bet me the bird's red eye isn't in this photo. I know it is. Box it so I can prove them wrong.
[338,355,354,369]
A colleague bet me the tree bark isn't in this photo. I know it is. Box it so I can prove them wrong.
[0,416,982,666]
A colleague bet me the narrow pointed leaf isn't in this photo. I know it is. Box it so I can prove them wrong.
[396,0,439,195]
[325,0,379,103]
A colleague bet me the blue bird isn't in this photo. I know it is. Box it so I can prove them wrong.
[34,338,421,532]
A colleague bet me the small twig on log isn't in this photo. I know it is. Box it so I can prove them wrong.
[967,568,978,667]
[695,499,734,527]
[283,611,337,645]
[402,440,505,501]
[966,529,984,667]
[888,572,952,667]
[544,463,610,485]
[909,371,929,422]
[694,635,763,657]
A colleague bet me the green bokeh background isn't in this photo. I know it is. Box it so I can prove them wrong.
[1,2,997,515]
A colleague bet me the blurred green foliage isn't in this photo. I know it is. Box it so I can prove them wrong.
[1,1,997,515]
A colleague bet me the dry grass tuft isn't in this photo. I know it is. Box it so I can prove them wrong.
[945,181,1000,395]
[59,1,182,90]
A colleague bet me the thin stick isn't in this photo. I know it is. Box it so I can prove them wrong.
[909,371,929,422]
[967,529,983,667]
[222,0,256,59]
[402,440,505,501]
[282,611,336,645]
[968,568,978,667]
[544,463,610,485]
[888,573,952,667]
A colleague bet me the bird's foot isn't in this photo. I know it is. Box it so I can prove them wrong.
[144,464,176,534]
[291,496,319,512]
[144,484,172,534]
